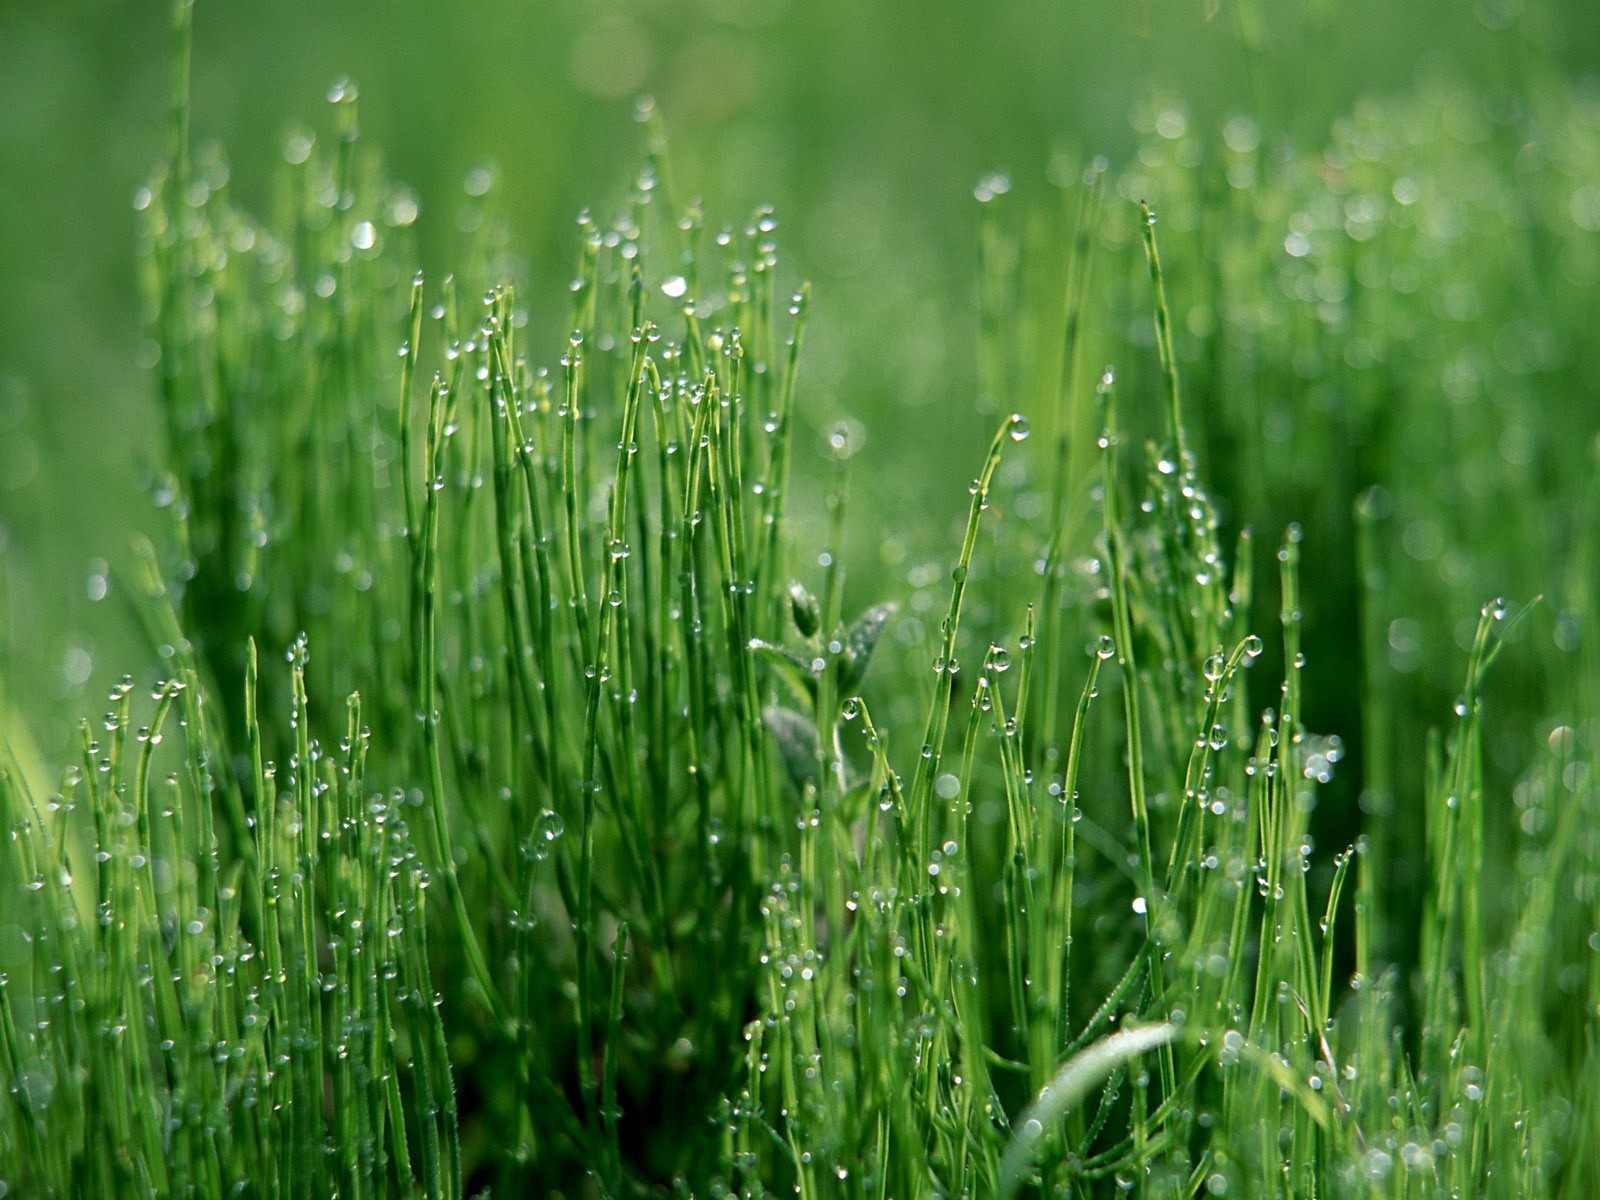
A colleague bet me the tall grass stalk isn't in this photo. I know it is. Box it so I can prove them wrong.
[3,8,1598,1196]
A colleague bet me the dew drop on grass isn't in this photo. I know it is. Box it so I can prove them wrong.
[974,172,1011,203]
[1096,635,1117,660]
[840,697,861,720]
[934,774,960,800]
[525,810,565,860]
[1007,413,1030,442]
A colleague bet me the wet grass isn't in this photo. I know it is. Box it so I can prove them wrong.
[3,11,1599,1198]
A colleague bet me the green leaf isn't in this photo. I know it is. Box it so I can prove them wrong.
[787,580,821,639]
[762,705,820,793]
[747,637,820,704]
[999,1023,1179,1199]
[839,601,897,693]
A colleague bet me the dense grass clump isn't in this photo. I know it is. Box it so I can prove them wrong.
[3,18,1598,1200]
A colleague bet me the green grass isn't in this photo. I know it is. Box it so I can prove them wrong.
[3,8,1599,1197]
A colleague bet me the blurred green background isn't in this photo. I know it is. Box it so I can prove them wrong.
[2,0,1597,761]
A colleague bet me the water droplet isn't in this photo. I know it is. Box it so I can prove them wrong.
[1096,635,1117,660]
[538,809,566,843]
[1007,413,1030,442]
[974,172,1012,203]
